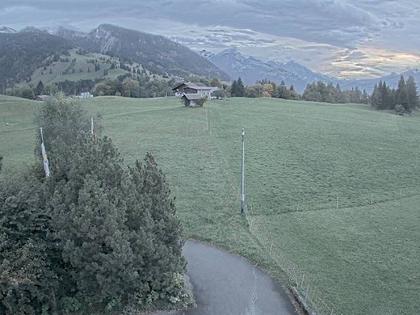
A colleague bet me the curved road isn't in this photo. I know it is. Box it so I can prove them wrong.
[158,240,298,315]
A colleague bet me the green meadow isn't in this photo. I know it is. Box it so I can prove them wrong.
[23,49,127,87]
[1,95,419,315]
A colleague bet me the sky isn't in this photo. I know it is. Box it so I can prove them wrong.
[1,0,420,78]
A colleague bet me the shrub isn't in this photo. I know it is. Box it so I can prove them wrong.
[395,104,406,115]
[0,175,59,315]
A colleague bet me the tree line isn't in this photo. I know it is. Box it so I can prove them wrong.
[228,76,419,112]
[371,76,418,113]
[230,78,299,99]
[4,72,419,113]
[5,72,176,100]
[229,78,367,103]
[302,82,369,104]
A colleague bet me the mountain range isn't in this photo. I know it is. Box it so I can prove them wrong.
[0,24,229,90]
[204,48,332,92]
[0,26,16,33]
[339,69,420,92]
[0,24,419,94]
[55,24,229,80]
[202,48,420,93]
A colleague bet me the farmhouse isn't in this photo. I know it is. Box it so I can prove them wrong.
[172,82,216,98]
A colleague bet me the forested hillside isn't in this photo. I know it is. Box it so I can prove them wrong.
[0,25,229,97]
[0,31,71,91]
[58,24,229,80]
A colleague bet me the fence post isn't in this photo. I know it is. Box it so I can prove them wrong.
[240,128,246,214]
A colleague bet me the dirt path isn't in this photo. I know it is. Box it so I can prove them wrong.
[158,240,298,315]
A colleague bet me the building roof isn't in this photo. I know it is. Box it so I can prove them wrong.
[36,95,50,101]
[182,94,207,100]
[173,82,215,91]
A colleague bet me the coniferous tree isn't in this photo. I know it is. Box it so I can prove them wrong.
[371,83,381,109]
[371,81,395,110]
[302,82,322,102]
[35,80,44,96]
[230,80,238,97]
[396,76,409,111]
[369,76,419,112]
[41,97,190,312]
[362,90,369,104]
[236,77,245,97]
[0,96,192,314]
[406,76,419,111]
[380,81,389,109]
[0,174,60,314]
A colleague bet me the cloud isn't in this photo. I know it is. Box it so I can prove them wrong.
[0,0,390,45]
[0,0,419,78]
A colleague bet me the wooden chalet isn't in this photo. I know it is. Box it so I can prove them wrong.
[172,82,216,99]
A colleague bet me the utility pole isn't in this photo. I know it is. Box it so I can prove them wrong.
[241,128,246,214]
[91,117,94,136]
[40,127,50,178]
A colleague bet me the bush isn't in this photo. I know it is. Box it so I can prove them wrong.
[212,89,225,99]
[395,104,406,115]
[0,241,59,315]
[6,86,35,99]
[0,174,59,315]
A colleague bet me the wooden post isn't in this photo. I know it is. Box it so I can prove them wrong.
[241,128,246,214]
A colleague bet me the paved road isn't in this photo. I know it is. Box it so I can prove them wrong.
[158,240,298,315]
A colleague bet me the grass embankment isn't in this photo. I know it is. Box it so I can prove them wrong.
[1,95,419,314]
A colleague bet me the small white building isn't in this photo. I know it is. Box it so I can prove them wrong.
[79,92,93,99]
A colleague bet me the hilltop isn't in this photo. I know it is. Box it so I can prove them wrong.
[0,31,72,90]
[56,24,229,80]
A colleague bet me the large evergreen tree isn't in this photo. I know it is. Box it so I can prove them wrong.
[406,76,419,111]
[369,76,419,113]
[396,76,409,111]
[0,96,192,314]
[230,79,238,97]
[370,81,396,110]
[35,80,45,96]
[235,77,245,97]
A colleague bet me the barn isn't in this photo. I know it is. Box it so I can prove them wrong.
[181,94,206,107]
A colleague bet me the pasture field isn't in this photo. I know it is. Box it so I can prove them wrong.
[21,49,127,87]
[1,95,419,314]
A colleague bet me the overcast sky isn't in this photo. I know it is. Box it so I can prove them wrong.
[1,0,420,78]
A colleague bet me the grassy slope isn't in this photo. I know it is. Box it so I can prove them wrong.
[26,49,127,86]
[0,95,419,314]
